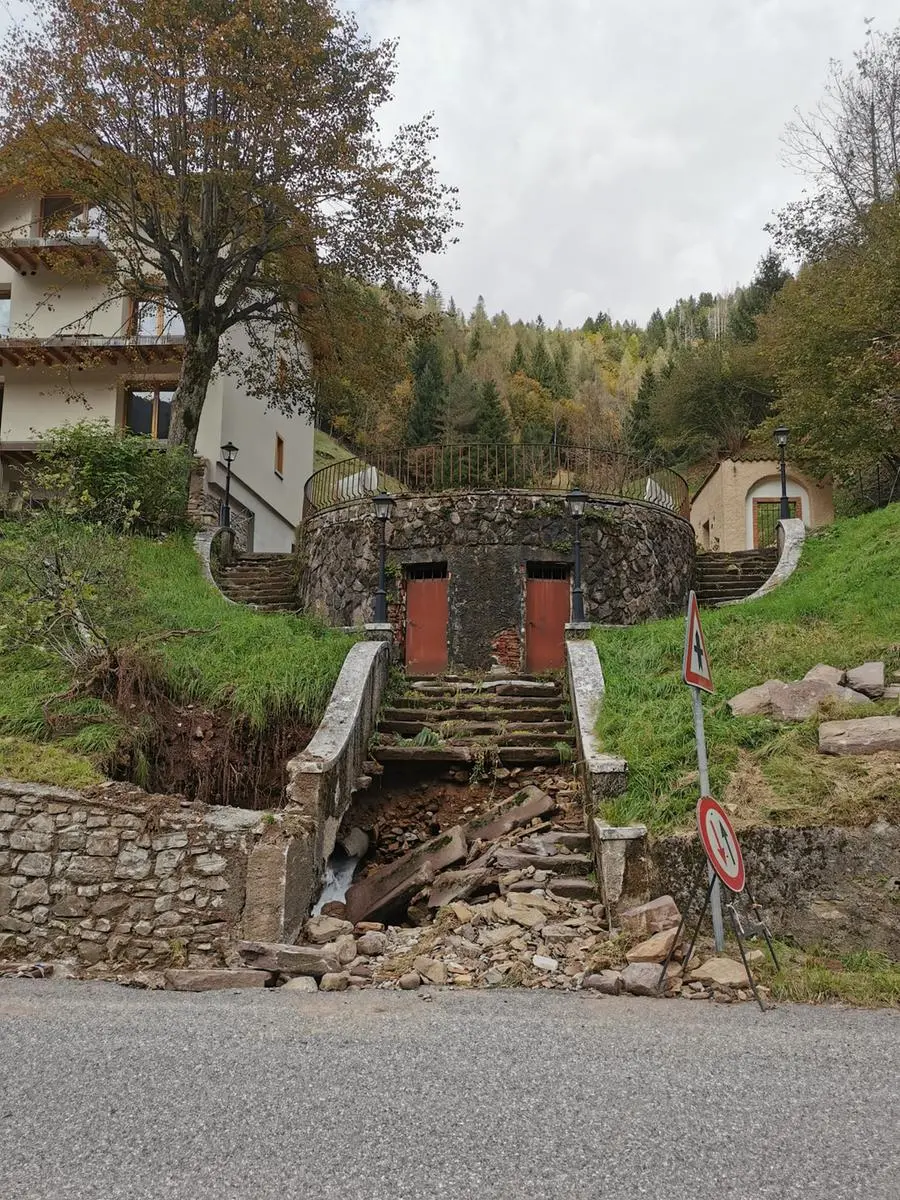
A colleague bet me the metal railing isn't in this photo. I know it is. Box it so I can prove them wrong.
[303,443,690,518]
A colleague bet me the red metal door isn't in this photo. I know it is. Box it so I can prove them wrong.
[405,577,449,675]
[525,577,570,672]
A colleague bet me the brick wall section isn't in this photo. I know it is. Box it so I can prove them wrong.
[0,779,296,969]
[491,627,521,670]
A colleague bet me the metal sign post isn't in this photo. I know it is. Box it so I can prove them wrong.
[682,591,724,951]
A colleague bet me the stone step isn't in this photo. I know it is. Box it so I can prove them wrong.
[383,731,576,747]
[409,680,561,698]
[380,718,570,737]
[396,694,567,712]
[372,745,572,766]
[383,706,565,724]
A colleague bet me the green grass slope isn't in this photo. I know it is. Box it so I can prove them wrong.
[0,528,356,787]
[594,505,900,831]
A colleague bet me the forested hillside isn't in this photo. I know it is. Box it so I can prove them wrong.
[315,22,900,512]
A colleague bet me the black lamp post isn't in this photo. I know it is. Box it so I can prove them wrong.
[565,488,587,623]
[372,491,395,623]
[774,426,790,519]
[221,441,239,528]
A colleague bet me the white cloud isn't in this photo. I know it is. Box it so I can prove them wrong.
[354,0,899,323]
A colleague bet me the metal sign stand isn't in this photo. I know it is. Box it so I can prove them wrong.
[657,862,779,1012]
[690,685,725,952]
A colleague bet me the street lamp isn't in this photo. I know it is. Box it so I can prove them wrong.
[372,491,395,623]
[221,441,239,528]
[773,426,790,519]
[565,487,587,623]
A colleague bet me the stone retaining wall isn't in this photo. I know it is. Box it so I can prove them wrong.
[299,492,694,669]
[0,780,305,969]
[648,822,900,957]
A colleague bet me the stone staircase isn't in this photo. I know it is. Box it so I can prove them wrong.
[215,552,298,612]
[371,674,576,768]
[693,548,778,607]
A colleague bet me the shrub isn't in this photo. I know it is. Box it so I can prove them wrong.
[29,420,191,533]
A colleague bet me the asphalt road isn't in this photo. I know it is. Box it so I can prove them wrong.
[0,981,897,1200]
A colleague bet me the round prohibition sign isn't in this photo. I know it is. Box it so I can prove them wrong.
[697,795,745,893]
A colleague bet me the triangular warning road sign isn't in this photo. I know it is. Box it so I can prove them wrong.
[682,590,714,693]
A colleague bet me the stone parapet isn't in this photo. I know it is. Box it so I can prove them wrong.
[0,779,308,969]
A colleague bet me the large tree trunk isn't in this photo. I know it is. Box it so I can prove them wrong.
[168,328,220,453]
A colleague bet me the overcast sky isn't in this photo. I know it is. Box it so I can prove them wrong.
[2,0,897,326]
[353,0,900,326]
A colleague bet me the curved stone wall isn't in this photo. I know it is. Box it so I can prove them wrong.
[299,492,694,669]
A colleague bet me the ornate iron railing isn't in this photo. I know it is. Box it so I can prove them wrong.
[303,443,690,518]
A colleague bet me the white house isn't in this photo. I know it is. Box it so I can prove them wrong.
[0,188,314,551]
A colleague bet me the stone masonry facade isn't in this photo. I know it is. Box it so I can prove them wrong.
[0,779,282,969]
[299,491,695,669]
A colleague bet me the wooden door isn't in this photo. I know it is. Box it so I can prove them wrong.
[525,566,570,672]
[405,569,449,675]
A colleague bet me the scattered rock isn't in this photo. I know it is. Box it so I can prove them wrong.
[305,915,354,945]
[689,957,747,988]
[398,971,422,990]
[583,969,622,995]
[729,679,873,721]
[427,867,492,909]
[532,954,558,973]
[625,927,680,964]
[620,895,682,936]
[319,972,350,992]
[282,976,318,992]
[818,715,900,756]
[339,827,370,859]
[356,931,387,957]
[803,663,846,686]
[846,661,885,699]
[164,969,270,992]
[620,962,664,997]
[413,956,448,985]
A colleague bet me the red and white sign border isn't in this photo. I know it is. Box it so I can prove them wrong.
[697,795,745,893]
[682,589,714,693]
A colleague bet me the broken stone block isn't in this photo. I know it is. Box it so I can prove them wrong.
[846,661,886,698]
[689,957,747,988]
[339,827,370,859]
[398,971,421,989]
[237,940,340,977]
[413,956,448,985]
[625,927,680,964]
[728,679,873,721]
[345,826,467,925]
[803,664,846,686]
[818,715,900,756]
[620,962,664,997]
[463,785,555,843]
[427,867,492,909]
[164,968,270,992]
[583,969,622,995]
[305,914,354,945]
[619,895,681,936]
[547,878,597,901]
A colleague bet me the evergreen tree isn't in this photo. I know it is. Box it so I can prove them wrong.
[625,367,659,460]
[439,371,480,442]
[728,250,791,343]
[473,380,510,443]
[407,337,446,445]
[528,338,558,393]
[508,340,526,374]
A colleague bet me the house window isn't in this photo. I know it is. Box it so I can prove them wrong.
[38,195,102,238]
[274,434,284,477]
[0,288,9,338]
[124,385,175,440]
[129,296,185,340]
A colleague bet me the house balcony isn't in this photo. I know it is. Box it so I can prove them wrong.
[0,333,185,368]
[0,236,115,276]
